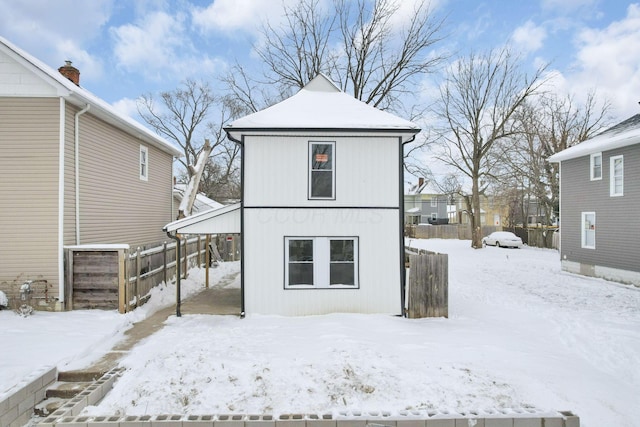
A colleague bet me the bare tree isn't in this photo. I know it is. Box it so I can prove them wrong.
[221,0,447,114]
[433,48,548,248]
[137,79,241,211]
[497,92,611,227]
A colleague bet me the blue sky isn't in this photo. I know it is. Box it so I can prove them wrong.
[1,0,639,123]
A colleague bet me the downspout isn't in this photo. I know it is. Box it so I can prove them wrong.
[400,134,417,317]
[224,130,245,317]
[74,104,90,244]
[57,97,66,307]
[166,230,182,317]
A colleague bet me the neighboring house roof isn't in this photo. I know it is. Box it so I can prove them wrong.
[406,180,444,196]
[0,36,182,158]
[224,73,420,142]
[173,184,224,213]
[548,114,640,163]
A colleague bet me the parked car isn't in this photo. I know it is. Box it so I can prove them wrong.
[482,231,523,248]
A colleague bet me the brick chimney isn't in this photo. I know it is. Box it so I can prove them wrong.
[58,60,80,86]
[418,177,424,187]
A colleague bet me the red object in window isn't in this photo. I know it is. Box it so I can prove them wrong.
[315,153,328,162]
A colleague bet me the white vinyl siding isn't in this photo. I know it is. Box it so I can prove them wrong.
[285,237,358,288]
[581,212,596,249]
[590,152,602,180]
[610,155,623,197]
[243,208,401,315]
[140,145,149,181]
[243,135,400,207]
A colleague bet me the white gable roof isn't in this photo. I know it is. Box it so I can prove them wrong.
[548,114,640,163]
[225,74,420,141]
[0,36,181,157]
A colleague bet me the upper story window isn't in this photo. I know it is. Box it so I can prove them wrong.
[431,197,437,207]
[309,141,335,199]
[140,145,149,181]
[610,155,623,196]
[590,153,602,181]
[285,237,358,289]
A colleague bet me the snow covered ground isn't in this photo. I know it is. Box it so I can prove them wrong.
[2,241,639,427]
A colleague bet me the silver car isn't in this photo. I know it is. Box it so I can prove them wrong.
[482,231,523,248]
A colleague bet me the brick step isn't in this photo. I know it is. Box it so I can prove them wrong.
[45,381,93,399]
[58,369,108,383]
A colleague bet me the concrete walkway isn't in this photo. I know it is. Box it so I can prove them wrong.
[63,272,241,379]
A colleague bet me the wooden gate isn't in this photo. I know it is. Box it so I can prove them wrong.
[407,252,449,318]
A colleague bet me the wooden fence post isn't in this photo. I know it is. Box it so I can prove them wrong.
[205,235,210,288]
[136,247,141,309]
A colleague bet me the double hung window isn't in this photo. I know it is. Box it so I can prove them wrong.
[581,212,596,249]
[590,153,602,180]
[610,155,623,196]
[285,237,358,288]
[309,142,335,199]
[140,145,149,181]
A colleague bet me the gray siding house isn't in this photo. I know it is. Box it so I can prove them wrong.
[548,114,640,286]
[404,178,449,225]
[0,37,181,310]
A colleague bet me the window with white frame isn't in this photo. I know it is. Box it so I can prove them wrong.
[431,212,437,221]
[610,155,623,196]
[590,153,602,180]
[431,197,437,207]
[285,237,358,288]
[581,212,596,249]
[140,145,149,181]
[309,142,335,199]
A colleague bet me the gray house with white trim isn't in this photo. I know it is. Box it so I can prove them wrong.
[548,114,640,286]
[165,74,420,316]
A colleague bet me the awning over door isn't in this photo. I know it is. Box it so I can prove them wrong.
[164,203,241,235]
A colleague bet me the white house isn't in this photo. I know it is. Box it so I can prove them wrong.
[165,74,420,316]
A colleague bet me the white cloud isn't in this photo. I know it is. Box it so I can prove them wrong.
[511,20,547,54]
[0,0,112,81]
[191,0,297,36]
[566,4,640,120]
[111,97,139,119]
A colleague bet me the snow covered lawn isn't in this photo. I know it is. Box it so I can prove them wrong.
[2,241,639,427]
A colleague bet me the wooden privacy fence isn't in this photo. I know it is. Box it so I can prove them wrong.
[405,247,448,318]
[406,224,499,240]
[65,236,208,313]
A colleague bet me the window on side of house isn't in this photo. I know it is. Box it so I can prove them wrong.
[581,212,596,249]
[590,153,602,180]
[309,142,335,199]
[431,212,437,221]
[285,237,358,288]
[140,145,149,181]
[610,155,623,196]
[431,197,437,207]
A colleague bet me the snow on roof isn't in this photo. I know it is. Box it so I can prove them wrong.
[225,74,420,141]
[0,36,181,157]
[548,114,640,162]
[173,185,224,213]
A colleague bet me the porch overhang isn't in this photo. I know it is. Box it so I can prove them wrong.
[163,203,241,235]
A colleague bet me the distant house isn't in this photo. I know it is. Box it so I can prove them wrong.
[548,114,640,286]
[404,178,448,225]
[0,37,181,310]
[165,74,420,316]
